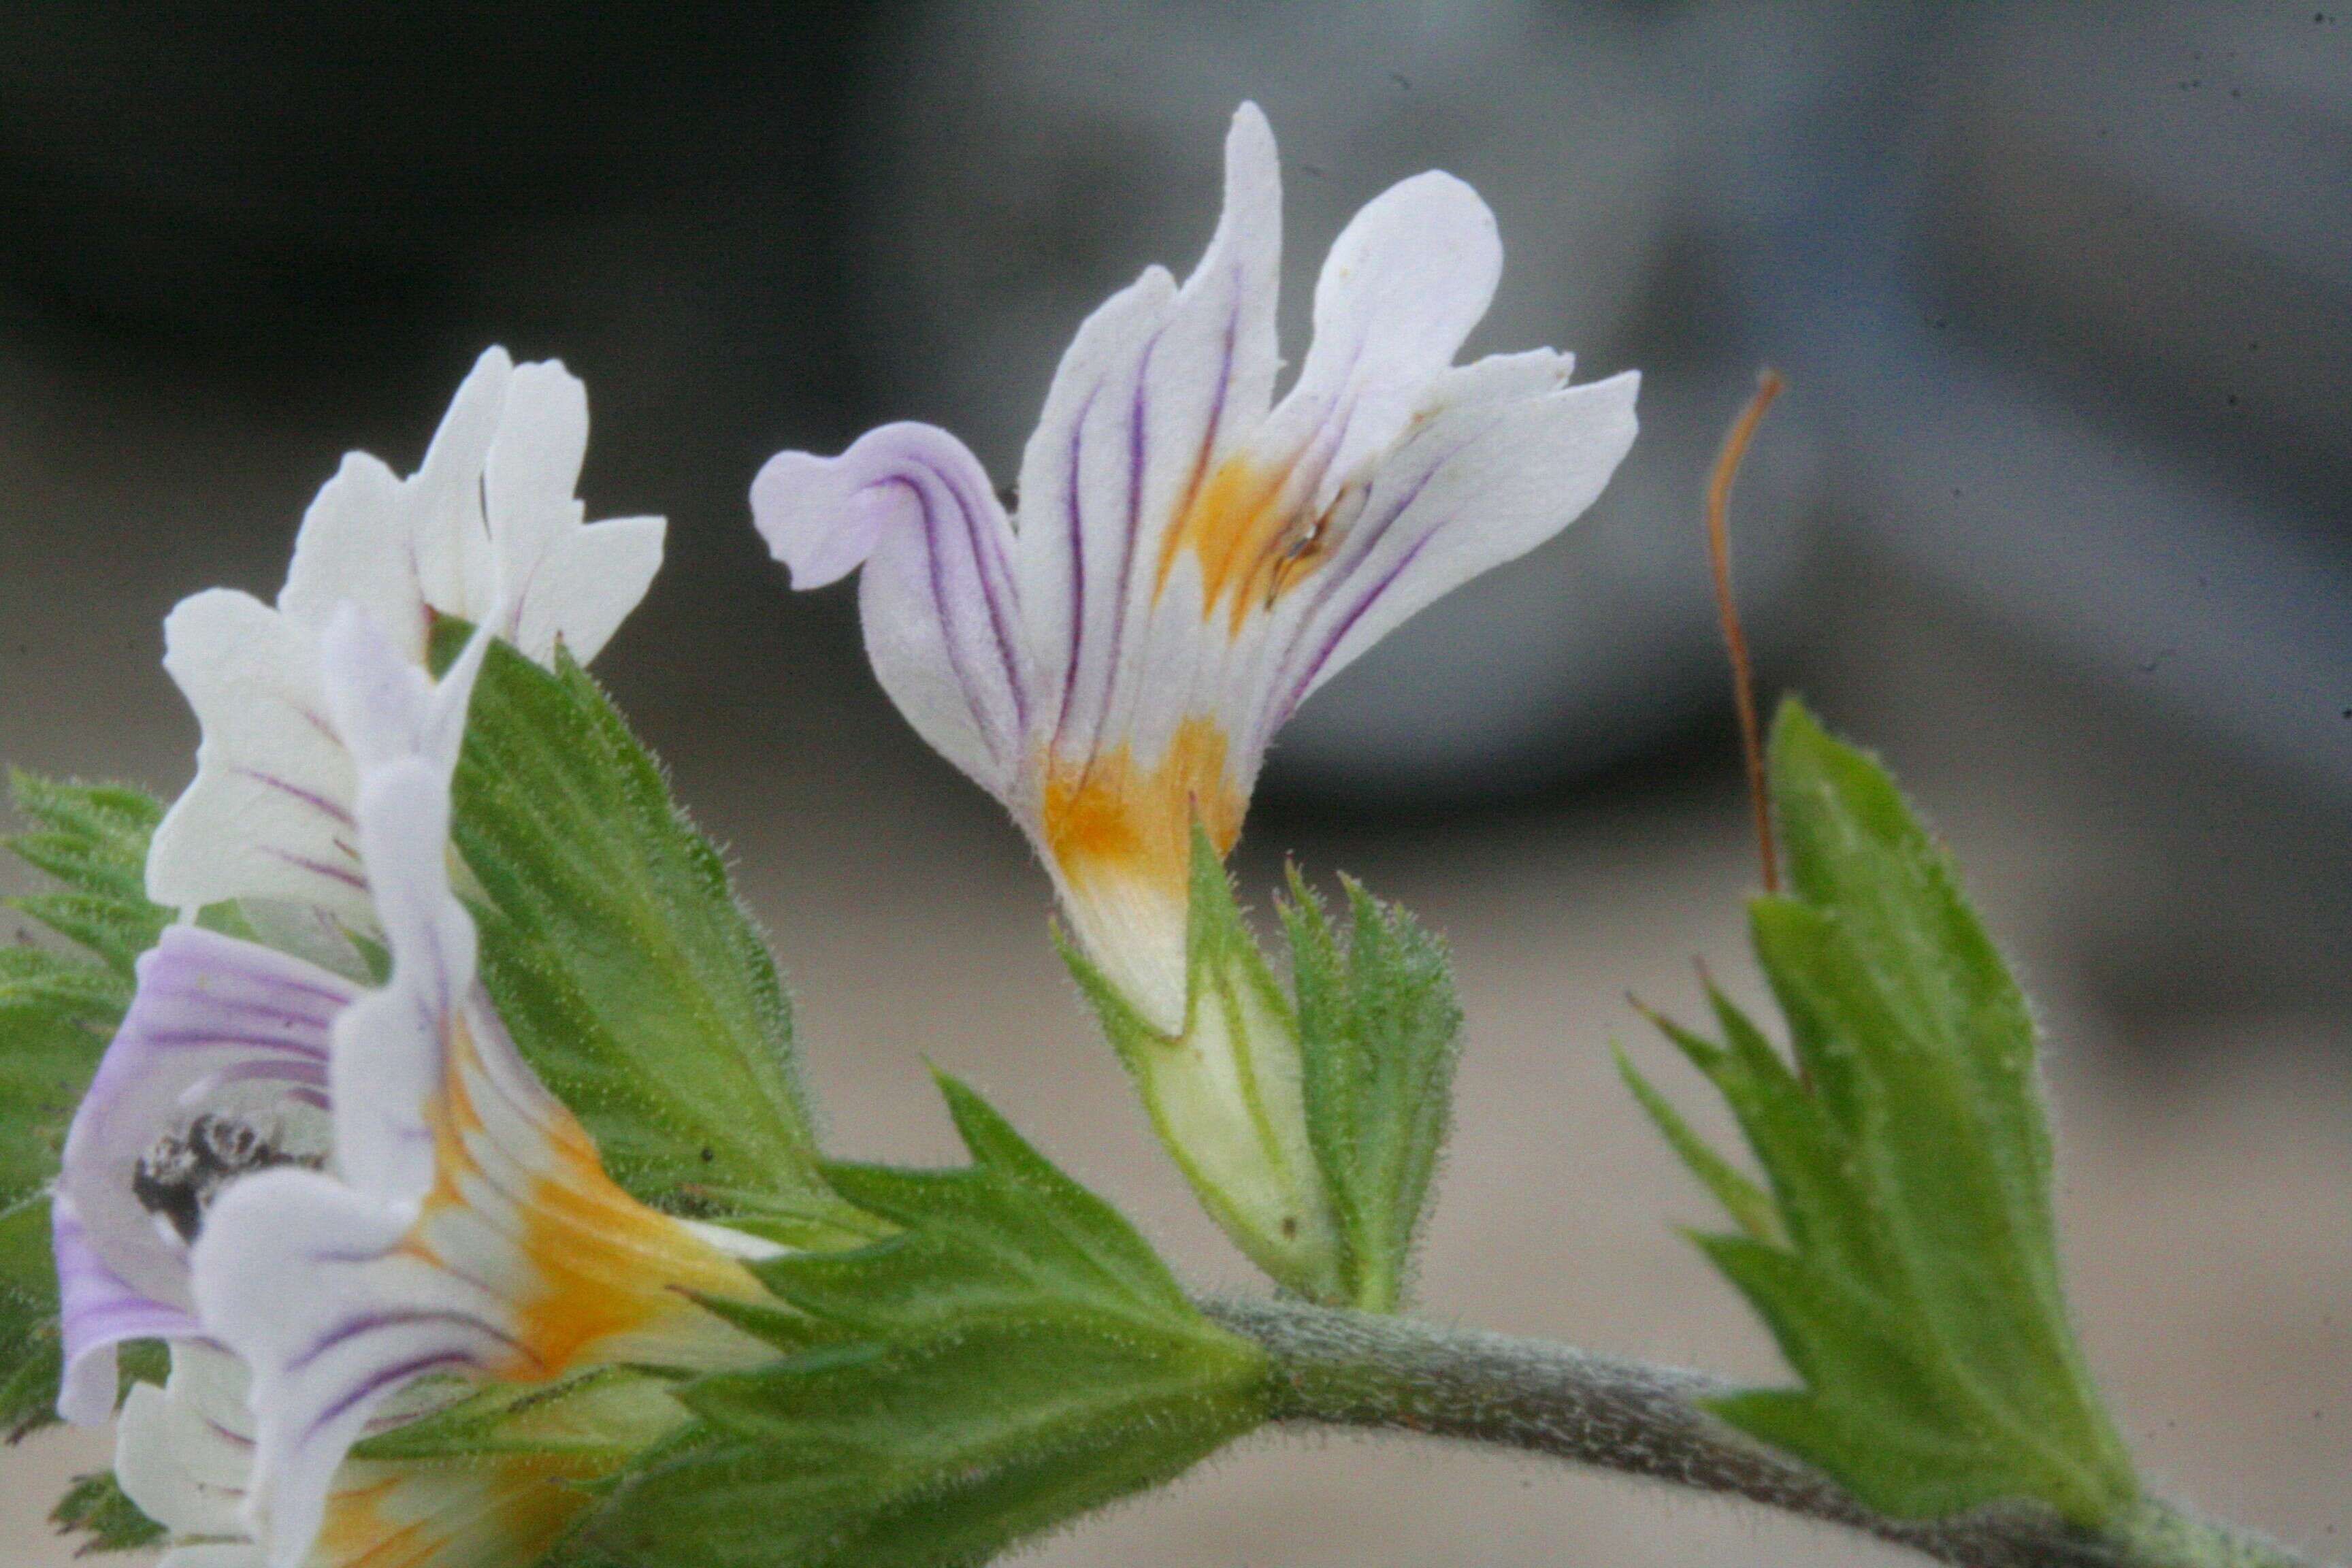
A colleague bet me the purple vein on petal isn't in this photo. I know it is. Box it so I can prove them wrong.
[231,767,356,828]
[265,849,369,892]
[1051,382,1099,743]
[303,1352,472,1441]
[145,1030,333,1060]
[287,1307,525,1377]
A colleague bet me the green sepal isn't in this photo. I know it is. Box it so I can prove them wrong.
[431,622,860,1236]
[1060,828,1345,1304]
[352,1367,690,1465]
[1282,868,1462,1313]
[573,1075,1269,1568]
[1630,700,2136,1526]
[50,1469,165,1554]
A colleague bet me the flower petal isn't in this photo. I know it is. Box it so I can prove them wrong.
[1256,167,1503,504]
[117,1342,256,1541]
[158,1547,266,1568]
[58,924,353,1333]
[408,347,514,621]
[193,606,765,1568]
[508,512,666,667]
[152,350,659,922]
[481,359,590,606]
[1260,365,1641,742]
[120,1341,591,1568]
[146,591,368,924]
[1017,101,1284,760]
[54,1193,197,1426]
[280,454,431,666]
[753,423,1032,795]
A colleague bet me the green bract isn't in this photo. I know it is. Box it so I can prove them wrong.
[1626,700,2136,1525]
[572,1076,1270,1568]
[431,623,866,1244]
[1284,870,1462,1315]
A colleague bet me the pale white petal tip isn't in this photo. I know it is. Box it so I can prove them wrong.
[751,448,883,589]
[57,1343,118,1429]
[1228,99,1275,163]
[318,600,489,777]
[752,421,1007,598]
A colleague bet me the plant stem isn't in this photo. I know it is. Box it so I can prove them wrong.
[1200,1296,2328,1568]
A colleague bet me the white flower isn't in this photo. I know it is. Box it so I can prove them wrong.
[59,604,770,1568]
[186,604,774,1568]
[754,103,1637,1034]
[146,347,665,931]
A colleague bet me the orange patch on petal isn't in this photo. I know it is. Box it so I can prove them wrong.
[1156,454,1338,633]
[410,1016,760,1381]
[507,1115,757,1374]
[1041,715,1243,902]
[316,1454,599,1568]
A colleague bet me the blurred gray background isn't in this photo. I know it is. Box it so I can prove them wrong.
[1,2,2347,1563]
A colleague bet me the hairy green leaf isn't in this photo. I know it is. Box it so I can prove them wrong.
[0,774,172,1436]
[1614,1036,1778,1246]
[0,1192,64,1440]
[435,625,860,1239]
[574,1077,1269,1568]
[50,1469,165,1554]
[5,774,169,979]
[1284,870,1462,1312]
[1631,700,2135,1525]
[1,776,169,1203]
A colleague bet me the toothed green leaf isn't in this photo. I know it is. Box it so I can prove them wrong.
[1,776,169,1199]
[5,773,169,979]
[0,775,172,1437]
[1284,870,1462,1312]
[50,1469,165,1554]
[573,1077,1268,1568]
[1629,700,2135,1525]
[0,1193,63,1440]
[434,625,862,1239]
[1614,1038,1778,1245]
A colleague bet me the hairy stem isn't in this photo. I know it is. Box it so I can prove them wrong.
[1200,1296,2326,1568]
